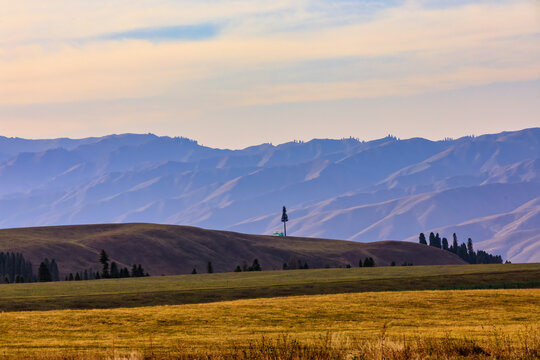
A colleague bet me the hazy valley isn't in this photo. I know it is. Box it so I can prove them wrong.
[0,127,539,262]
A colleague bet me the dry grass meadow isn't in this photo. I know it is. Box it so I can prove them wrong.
[0,288,538,359]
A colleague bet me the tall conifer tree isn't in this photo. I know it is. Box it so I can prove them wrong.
[281,206,289,236]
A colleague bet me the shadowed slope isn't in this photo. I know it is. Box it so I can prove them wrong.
[0,223,465,276]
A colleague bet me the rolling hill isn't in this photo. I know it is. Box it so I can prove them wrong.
[0,223,465,276]
[0,128,539,262]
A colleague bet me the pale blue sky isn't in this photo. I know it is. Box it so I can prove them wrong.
[1,0,539,148]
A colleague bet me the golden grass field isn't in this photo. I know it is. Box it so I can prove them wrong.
[1,263,538,312]
[0,288,538,359]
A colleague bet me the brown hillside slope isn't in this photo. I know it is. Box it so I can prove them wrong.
[0,223,466,276]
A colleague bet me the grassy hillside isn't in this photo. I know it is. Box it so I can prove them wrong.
[0,288,538,358]
[0,223,466,276]
[0,263,537,311]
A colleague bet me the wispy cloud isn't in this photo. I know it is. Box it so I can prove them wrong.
[0,0,539,147]
[93,24,219,42]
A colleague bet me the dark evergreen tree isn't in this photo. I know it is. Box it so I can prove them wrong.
[281,206,289,236]
[250,259,262,271]
[191,268,197,274]
[303,262,309,269]
[391,261,396,266]
[467,238,476,264]
[95,272,101,280]
[131,264,137,277]
[419,233,427,245]
[358,259,363,267]
[75,272,81,281]
[68,273,74,281]
[207,261,213,274]
[442,237,449,251]
[50,259,60,281]
[99,250,110,278]
[83,270,89,281]
[38,262,52,282]
[137,264,144,277]
[363,257,375,267]
[457,243,469,263]
[434,233,442,248]
[234,265,242,272]
[429,232,436,247]
[452,233,458,253]
[119,267,130,278]
[110,262,119,278]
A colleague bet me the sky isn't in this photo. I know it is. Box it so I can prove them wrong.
[1,0,539,149]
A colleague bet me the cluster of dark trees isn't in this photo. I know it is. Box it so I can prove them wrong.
[0,253,61,283]
[234,259,262,272]
[64,250,148,281]
[0,250,151,284]
[93,250,148,279]
[37,258,60,282]
[282,257,309,270]
[419,232,503,264]
[191,261,214,274]
[359,257,375,267]
[0,252,36,283]
[390,261,413,266]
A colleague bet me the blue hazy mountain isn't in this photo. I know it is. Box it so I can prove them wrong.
[0,128,539,262]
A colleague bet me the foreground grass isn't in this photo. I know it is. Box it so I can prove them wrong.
[0,288,537,358]
[0,263,538,311]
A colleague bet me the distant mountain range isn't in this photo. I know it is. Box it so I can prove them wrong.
[0,128,539,262]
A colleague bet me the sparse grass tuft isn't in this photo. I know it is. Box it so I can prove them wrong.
[9,327,539,359]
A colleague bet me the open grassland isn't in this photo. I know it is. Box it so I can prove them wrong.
[0,263,538,311]
[0,289,538,359]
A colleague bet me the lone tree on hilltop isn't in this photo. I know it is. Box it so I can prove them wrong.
[419,233,427,245]
[281,206,289,236]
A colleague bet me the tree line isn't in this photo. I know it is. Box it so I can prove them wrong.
[0,252,61,283]
[0,252,36,283]
[1,249,151,284]
[235,259,262,272]
[419,232,503,264]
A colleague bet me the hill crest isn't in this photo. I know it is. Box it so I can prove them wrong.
[0,223,465,276]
